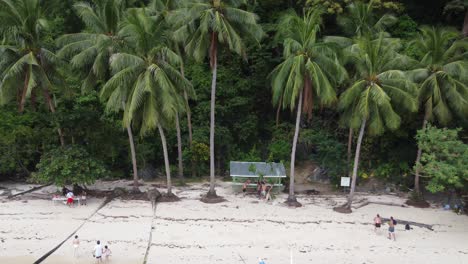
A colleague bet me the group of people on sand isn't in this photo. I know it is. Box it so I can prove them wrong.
[61,186,87,207]
[373,214,398,241]
[73,235,112,262]
[242,179,273,201]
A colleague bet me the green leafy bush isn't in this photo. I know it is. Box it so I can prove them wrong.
[416,125,468,193]
[32,145,107,186]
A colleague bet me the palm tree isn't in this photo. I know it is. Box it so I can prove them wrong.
[57,0,126,92]
[337,0,397,37]
[338,35,418,210]
[0,0,65,146]
[271,9,347,206]
[149,0,195,180]
[57,0,144,191]
[100,8,193,195]
[408,26,468,195]
[170,0,263,198]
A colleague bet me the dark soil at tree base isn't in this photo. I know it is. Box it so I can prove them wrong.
[200,190,226,203]
[333,205,352,214]
[159,192,181,202]
[284,197,302,207]
[406,199,430,208]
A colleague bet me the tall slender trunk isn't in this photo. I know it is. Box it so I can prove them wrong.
[347,119,366,209]
[463,9,468,37]
[288,89,303,203]
[414,105,431,195]
[180,63,196,178]
[122,101,139,191]
[19,68,30,112]
[208,32,218,197]
[276,95,283,127]
[44,90,65,147]
[175,112,183,179]
[347,128,353,177]
[158,124,172,195]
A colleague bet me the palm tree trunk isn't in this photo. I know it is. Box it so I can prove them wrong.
[414,106,431,195]
[463,9,468,37]
[19,69,30,112]
[347,128,353,177]
[43,90,65,147]
[180,63,196,178]
[347,119,366,209]
[122,101,139,192]
[175,112,183,179]
[158,124,172,195]
[276,94,283,127]
[288,89,303,204]
[208,32,218,197]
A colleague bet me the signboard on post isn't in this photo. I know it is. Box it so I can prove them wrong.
[340,177,350,187]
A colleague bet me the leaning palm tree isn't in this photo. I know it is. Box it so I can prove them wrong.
[338,35,418,210]
[170,0,263,198]
[101,8,193,196]
[0,0,65,146]
[408,26,468,196]
[57,0,144,191]
[271,9,347,206]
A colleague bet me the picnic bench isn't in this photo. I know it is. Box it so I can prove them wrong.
[230,161,286,193]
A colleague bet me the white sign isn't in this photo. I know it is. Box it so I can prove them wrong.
[340,177,350,187]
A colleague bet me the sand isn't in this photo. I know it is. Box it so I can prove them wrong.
[1,180,467,264]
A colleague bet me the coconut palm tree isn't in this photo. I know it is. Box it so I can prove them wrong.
[57,0,127,92]
[408,26,468,195]
[100,8,193,195]
[0,0,65,146]
[170,0,263,198]
[337,0,397,37]
[149,0,195,180]
[270,9,347,206]
[57,0,144,191]
[338,35,418,210]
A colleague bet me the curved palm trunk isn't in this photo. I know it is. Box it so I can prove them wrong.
[347,128,353,177]
[414,105,431,195]
[347,119,366,209]
[175,112,183,179]
[122,101,139,191]
[180,64,196,178]
[288,89,303,203]
[158,124,172,195]
[44,90,65,147]
[208,32,218,197]
[19,68,30,112]
[276,94,283,127]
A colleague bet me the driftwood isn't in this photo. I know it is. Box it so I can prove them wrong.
[7,184,51,199]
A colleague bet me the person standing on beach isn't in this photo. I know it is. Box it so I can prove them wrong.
[374,214,382,232]
[103,245,112,262]
[72,235,80,257]
[93,240,103,263]
[388,216,396,241]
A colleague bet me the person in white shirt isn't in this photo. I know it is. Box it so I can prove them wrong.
[66,191,74,207]
[72,235,80,257]
[93,240,103,263]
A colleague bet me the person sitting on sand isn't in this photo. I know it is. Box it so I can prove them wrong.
[93,240,103,263]
[66,191,74,207]
[374,214,382,232]
[258,257,266,264]
[73,235,80,257]
[242,179,251,194]
[102,245,112,262]
[62,186,70,196]
[388,216,396,241]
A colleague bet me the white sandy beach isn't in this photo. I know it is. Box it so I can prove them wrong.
[1,180,467,264]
